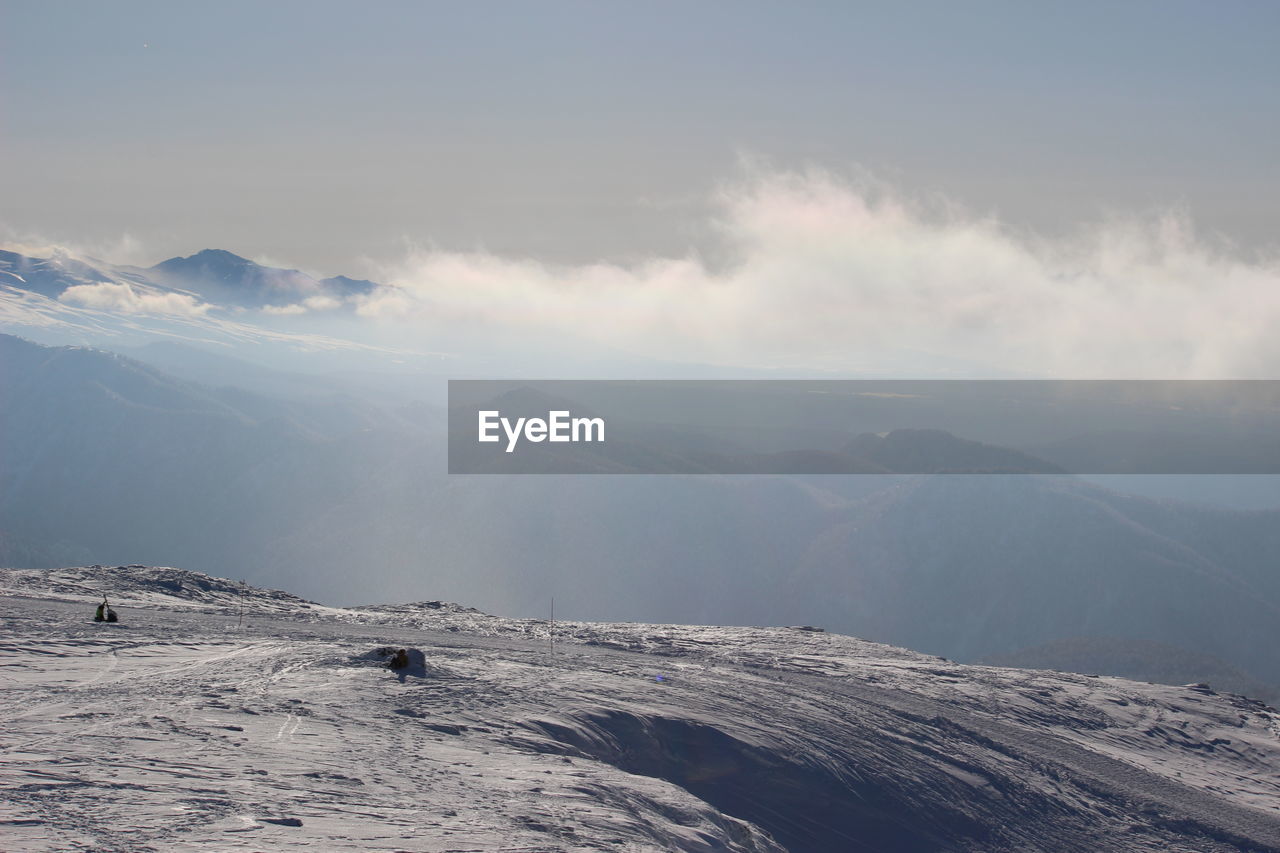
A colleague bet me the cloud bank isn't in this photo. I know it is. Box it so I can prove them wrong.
[261,295,342,316]
[60,282,210,317]
[359,169,1280,378]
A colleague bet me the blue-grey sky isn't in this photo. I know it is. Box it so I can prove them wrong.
[2,0,1278,276]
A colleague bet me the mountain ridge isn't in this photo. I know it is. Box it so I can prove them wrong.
[149,248,377,309]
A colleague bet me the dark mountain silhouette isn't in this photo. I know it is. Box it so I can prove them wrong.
[846,428,1067,473]
[0,333,408,571]
[119,340,346,399]
[1030,429,1280,474]
[693,428,1064,474]
[790,473,1280,686]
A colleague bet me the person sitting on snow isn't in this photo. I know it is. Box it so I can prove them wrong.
[95,596,119,623]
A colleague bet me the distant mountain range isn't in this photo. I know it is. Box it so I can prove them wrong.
[4,333,1280,703]
[0,247,432,376]
[1,246,376,313]
[149,248,378,310]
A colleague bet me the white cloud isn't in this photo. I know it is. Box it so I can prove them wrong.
[261,303,308,316]
[260,294,342,315]
[0,230,153,268]
[303,294,341,311]
[60,282,210,317]
[358,168,1280,378]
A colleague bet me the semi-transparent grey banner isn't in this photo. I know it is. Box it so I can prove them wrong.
[447,380,1280,474]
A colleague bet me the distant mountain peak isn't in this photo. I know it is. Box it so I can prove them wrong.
[151,249,264,280]
[2,243,381,320]
[188,248,254,265]
[147,250,377,308]
[166,248,251,264]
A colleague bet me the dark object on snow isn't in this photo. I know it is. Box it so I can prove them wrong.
[94,596,118,623]
[260,816,303,827]
[368,646,428,679]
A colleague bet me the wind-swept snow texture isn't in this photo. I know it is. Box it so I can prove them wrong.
[3,566,1280,852]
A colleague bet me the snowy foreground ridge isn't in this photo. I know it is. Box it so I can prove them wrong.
[3,567,1280,853]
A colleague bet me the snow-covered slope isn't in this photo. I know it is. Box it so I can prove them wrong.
[2,566,1279,852]
[0,565,319,615]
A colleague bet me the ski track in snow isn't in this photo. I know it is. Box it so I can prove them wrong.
[2,567,1280,852]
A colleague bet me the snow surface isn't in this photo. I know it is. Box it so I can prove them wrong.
[3,566,1280,852]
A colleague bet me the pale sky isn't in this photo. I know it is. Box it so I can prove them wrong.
[2,0,1278,277]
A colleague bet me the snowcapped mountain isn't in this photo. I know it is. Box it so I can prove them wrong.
[0,247,210,315]
[149,249,377,311]
[0,247,376,314]
[0,249,118,299]
[0,247,417,366]
[2,565,1279,852]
